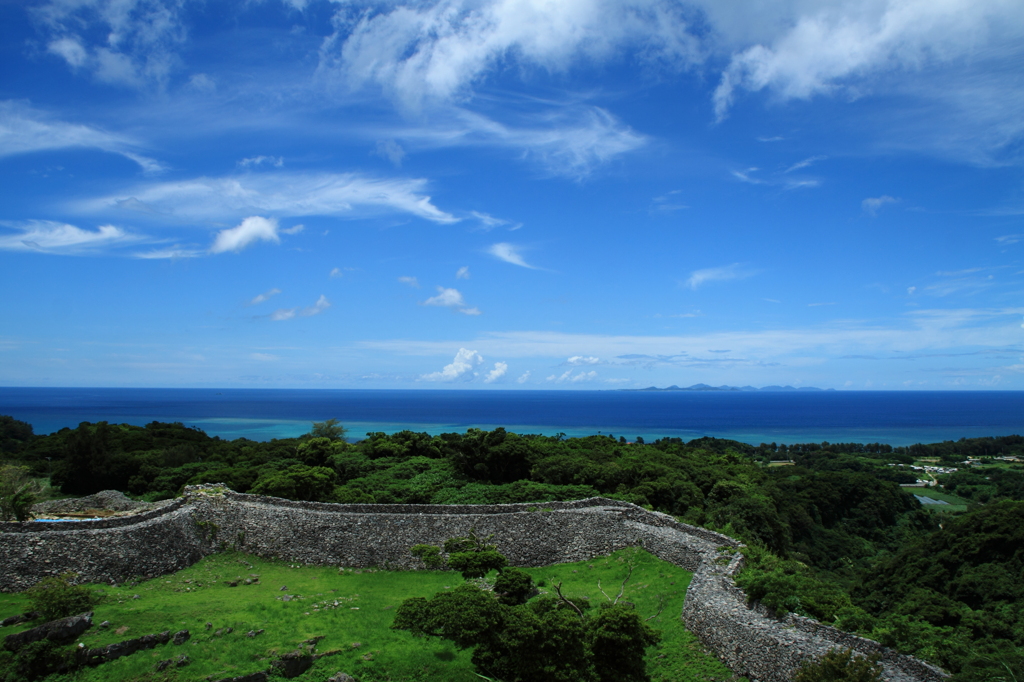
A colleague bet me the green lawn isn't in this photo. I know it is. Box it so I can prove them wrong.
[0,549,739,682]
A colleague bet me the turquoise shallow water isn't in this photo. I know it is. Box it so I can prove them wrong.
[1,387,1023,446]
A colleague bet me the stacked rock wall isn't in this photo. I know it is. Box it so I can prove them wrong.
[0,487,947,682]
[0,500,212,591]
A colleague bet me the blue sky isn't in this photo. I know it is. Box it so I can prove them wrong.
[1,0,1022,390]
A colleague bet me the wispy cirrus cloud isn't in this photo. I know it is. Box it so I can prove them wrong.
[488,243,537,269]
[358,307,1024,363]
[248,288,282,306]
[82,172,458,224]
[0,220,140,254]
[0,100,162,172]
[270,294,331,321]
[380,106,647,179]
[685,263,756,290]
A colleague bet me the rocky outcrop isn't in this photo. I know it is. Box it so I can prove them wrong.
[2,612,93,652]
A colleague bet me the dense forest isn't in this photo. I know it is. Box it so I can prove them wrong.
[1,415,1022,682]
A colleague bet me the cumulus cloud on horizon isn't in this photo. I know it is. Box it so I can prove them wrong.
[421,347,483,381]
[484,361,508,383]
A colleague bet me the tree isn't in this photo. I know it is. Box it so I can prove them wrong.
[0,465,39,522]
[309,419,347,442]
[393,539,660,682]
[793,648,883,682]
[249,465,337,501]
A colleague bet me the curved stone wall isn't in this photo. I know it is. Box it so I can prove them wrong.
[0,487,947,682]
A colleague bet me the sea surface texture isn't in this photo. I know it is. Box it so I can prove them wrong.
[1,388,1022,446]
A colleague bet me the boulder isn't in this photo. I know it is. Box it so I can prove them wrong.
[271,650,314,678]
[2,612,92,652]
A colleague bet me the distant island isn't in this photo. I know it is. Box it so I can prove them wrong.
[623,383,835,392]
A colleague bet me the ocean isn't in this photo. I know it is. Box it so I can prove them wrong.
[1,387,1022,447]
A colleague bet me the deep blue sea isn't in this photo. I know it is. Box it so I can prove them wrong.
[1,387,1023,446]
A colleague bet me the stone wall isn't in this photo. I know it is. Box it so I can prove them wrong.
[0,500,212,591]
[0,486,947,682]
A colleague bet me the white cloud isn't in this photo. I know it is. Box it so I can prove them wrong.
[281,224,304,235]
[0,220,138,254]
[399,276,421,288]
[271,295,331,321]
[324,0,701,110]
[238,156,283,168]
[784,156,825,173]
[995,234,1022,245]
[85,172,458,224]
[249,288,282,305]
[424,287,464,307]
[488,242,536,269]
[330,268,343,278]
[391,106,647,179]
[0,100,162,171]
[359,307,1024,362]
[567,356,600,365]
[685,263,754,290]
[484,361,508,383]
[210,216,280,254]
[711,0,1024,119]
[470,211,521,231]
[862,195,899,216]
[547,369,598,383]
[185,73,216,93]
[422,287,481,314]
[132,245,203,259]
[374,139,406,166]
[456,266,470,279]
[516,370,531,384]
[421,347,484,381]
[250,352,278,361]
[36,0,188,88]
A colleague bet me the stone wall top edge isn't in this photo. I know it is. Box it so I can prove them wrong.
[218,490,638,515]
[0,497,188,534]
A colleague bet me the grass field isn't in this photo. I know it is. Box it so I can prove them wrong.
[0,549,739,682]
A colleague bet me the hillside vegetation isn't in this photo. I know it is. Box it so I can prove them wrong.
[2,416,1023,681]
[0,549,724,682]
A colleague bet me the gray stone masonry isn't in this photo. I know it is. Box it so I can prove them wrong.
[0,485,947,682]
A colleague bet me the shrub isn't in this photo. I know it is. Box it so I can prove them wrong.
[25,572,101,621]
[793,648,884,682]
